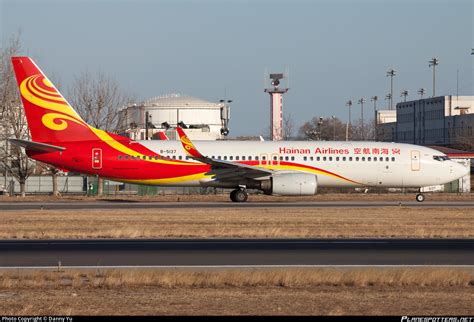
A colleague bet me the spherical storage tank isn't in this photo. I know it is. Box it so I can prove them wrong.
[119,93,230,140]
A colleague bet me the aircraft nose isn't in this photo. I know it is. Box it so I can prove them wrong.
[451,161,470,180]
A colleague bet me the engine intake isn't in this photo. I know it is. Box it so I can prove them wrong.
[260,172,318,196]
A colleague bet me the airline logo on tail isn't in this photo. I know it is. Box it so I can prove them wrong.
[20,74,85,131]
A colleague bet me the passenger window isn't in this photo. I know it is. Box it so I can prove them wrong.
[342,157,346,161]
[385,157,389,162]
[291,156,295,161]
[336,157,340,161]
[248,156,252,161]
[262,156,266,160]
[329,157,333,161]
[148,156,152,160]
[229,156,233,161]
[379,157,383,161]
[310,157,314,161]
[131,156,135,160]
[303,156,307,161]
[124,155,129,160]
[118,155,122,160]
[368,157,371,161]
[356,157,359,161]
[279,156,284,161]
[317,157,320,161]
[236,156,240,161]
[154,156,159,160]
[242,156,246,161]
[273,156,277,161]
[349,157,352,161]
[217,156,221,160]
[137,155,141,160]
[391,157,395,161]
[224,156,227,160]
[323,157,327,161]
[179,156,182,160]
[285,156,289,161]
[362,157,365,161]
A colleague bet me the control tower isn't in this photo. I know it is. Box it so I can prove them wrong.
[264,73,289,141]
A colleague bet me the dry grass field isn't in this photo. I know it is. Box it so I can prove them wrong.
[0,206,472,239]
[0,268,472,315]
[1,194,472,315]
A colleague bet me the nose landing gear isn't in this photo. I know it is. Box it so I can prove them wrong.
[230,188,248,202]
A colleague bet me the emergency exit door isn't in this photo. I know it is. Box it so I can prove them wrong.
[92,148,103,169]
[411,150,420,171]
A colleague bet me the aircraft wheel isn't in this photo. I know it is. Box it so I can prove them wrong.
[230,190,237,202]
[230,189,248,202]
[415,193,425,202]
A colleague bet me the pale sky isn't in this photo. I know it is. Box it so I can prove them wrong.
[1,0,472,136]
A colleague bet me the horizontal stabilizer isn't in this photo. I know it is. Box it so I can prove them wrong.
[9,139,65,153]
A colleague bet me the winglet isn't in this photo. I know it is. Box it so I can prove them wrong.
[176,127,204,158]
[157,131,169,140]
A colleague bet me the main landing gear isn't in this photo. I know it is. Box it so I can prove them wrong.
[230,188,248,202]
[415,193,425,202]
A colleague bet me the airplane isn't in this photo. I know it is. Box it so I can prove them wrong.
[9,56,469,202]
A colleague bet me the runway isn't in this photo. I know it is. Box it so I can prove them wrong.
[1,200,474,211]
[0,239,472,268]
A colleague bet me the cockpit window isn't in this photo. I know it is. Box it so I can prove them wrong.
[433,155,450,161]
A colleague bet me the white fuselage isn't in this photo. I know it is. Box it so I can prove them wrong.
[139,140,468,188]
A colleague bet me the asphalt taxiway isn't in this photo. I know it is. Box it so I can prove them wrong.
[0,239,472,268]
[0,200,473,211]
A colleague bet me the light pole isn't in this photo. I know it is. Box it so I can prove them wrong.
[386,68,396,110]
[371,96,378,140]
[417,88,426,99]
[428,57,439,97]
[317,117,323,141]
[345,100,352,141]
[400,90,409,102]
[358,98,366,140]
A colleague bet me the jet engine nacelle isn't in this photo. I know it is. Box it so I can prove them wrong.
[261,172,318,196]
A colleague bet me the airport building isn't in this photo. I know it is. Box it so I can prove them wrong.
[377,95,474,146]
[117,93,231,141]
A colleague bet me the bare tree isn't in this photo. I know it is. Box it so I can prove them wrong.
[282,113,295,140]
[298,116,347,141]
[68,71,133,195]
[0,32,35,196]
[350,118,376,141]
[69,71,133,132]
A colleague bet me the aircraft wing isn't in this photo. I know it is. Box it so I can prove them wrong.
[176,127,272,179]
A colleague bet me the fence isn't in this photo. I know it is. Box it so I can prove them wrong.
[0,175,85,195]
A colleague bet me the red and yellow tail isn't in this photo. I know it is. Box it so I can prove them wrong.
[11,57,96,144]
